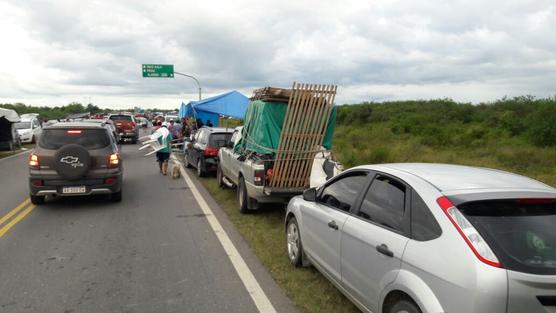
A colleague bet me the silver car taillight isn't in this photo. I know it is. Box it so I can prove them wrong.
[437,196,501,268]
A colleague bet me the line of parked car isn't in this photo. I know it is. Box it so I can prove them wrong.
[180,124,556,313]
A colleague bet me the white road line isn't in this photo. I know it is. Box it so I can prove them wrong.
[0,149,31,162]
[175,157,277,313]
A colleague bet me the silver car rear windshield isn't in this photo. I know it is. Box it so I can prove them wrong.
[40,129,110,150]
[459,199,556,275]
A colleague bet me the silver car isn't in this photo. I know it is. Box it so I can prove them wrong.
[285,163,556,313]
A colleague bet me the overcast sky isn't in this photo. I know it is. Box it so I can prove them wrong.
[0,0,555,109]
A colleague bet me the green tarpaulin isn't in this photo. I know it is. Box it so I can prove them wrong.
[236,100,336,155]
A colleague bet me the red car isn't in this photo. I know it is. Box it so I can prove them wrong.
[108,114,139,144]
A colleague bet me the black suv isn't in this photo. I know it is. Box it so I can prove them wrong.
[28,122,123,204]
[185,127,233,177]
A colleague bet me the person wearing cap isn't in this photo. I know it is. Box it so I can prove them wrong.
[168,119,182,140]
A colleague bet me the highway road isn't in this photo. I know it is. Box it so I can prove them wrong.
[0,130,297,313]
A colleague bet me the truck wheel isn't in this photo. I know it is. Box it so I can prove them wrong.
[217,164,225,188]
[238,177,250,214]
[30,195,45,205]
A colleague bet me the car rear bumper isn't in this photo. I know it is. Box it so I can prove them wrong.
[29,174,122,196]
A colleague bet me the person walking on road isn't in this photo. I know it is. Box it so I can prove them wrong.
[154,124,172,175]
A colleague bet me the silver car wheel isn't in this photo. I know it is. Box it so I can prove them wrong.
[287,221,300,262]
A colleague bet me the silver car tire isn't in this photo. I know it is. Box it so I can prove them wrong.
[286,217,303,267]
[389,299,421,313]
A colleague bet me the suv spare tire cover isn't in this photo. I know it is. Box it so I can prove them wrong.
[54,144,91,180]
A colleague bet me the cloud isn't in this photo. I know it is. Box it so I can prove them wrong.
[0,0,555,109]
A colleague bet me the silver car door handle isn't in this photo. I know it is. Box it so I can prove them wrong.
[376,244,394,257]
[327,220,339,230]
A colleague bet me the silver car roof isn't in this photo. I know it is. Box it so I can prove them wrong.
[356,163,555,193]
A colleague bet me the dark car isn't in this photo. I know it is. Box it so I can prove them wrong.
[108,114,138,144]
[185,127,233,177]
[28,122,123,204]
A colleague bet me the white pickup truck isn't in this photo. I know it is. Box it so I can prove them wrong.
[217,126,342,213]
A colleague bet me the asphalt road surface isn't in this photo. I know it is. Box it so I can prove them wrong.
[0,130,297,313]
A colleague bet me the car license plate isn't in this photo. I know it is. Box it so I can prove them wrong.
[62,186,86,194]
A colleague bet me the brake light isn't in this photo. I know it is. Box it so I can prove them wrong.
[254,169,265,186]
[31,179,43,186]
[67,130,82,134]
[29,154,40,169]
[436,196,501,268]
[204,147,219,156]
[108,153,119,168]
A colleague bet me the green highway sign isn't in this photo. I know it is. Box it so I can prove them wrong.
[142,64,174,78]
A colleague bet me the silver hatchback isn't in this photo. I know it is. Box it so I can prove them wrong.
[285,163,556,313]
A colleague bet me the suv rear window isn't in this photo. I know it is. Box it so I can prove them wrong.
[209,133,233,148]
[109,115,132,121]
[459,199,556,275]
[40,129,111,150]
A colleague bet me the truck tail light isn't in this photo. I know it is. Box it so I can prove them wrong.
[204,147,219,156]
[108,153,120,168]
[437,196,501,268]
[29,154,40,169]
[254,169,265,186]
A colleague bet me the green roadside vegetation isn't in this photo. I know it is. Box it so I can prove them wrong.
[193,96,556,313]
[334,96,556,186]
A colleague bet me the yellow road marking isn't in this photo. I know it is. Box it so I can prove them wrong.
[0,198,30,227]
[0,203,36,238]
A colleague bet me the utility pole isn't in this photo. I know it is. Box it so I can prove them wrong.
[174,71,202,100]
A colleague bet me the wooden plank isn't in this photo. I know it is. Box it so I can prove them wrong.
[289,84,323,187]
[298,84,337,186]
[271,82,301,187]
[277,83,311,188]
[268,83,337,189]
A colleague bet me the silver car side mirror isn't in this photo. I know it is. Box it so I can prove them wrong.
[303,187,317,202]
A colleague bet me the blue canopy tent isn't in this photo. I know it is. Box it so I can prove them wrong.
[178,90,249,127]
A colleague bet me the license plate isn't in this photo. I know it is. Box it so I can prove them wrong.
[62,186,86,194]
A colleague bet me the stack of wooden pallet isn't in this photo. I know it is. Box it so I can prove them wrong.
[250,87,292,103]
[269,82,337,189]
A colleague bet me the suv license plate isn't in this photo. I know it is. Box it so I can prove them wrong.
[62,186,86,194]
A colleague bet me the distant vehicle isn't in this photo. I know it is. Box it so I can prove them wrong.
[136,117,149,128]
[20,113,40,119]
[28,122,123,204]
[185,127,233,177]
[81,119,120,142]
[285,163,556,313]
[44,120,59,126]
[108,114,138,144]
[15,116,42,143]
[164,115,179,123]
[0,108,22,150]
